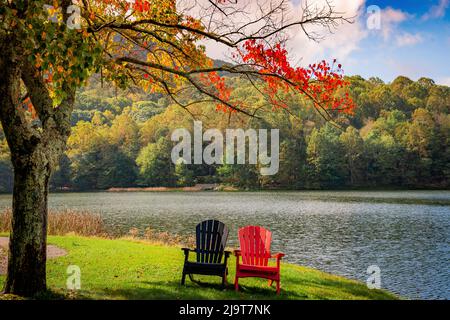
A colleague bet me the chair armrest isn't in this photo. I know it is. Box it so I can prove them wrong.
[272,252,285,268]
[222,250,232,266]
[271,252,285,259]
[181,248,195,262]
[233,250,241,270]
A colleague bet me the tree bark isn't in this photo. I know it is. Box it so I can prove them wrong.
[0,34,45,296]
[4,150,51,295]
[0,32,74,296]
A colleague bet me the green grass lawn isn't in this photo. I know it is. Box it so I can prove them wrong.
[0,235,399,300]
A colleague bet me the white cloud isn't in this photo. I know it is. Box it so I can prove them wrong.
[287,0,367,66]
[188,0,368,67]
[422,0,449,20]
[184,1,430,71]
[396,32,423,47]
[378,7,411,40]
[381,7,410,22]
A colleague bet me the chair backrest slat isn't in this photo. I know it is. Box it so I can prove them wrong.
[196,222,201,263]
[249,226,255,265]
[205,220,212,263]
[210,222,218,263]
[195,220,229,264]
[255,226,262,265]
[219,222,228,263]
[238,226,271,266]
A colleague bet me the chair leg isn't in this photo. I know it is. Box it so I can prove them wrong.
[223,270,228,285]
[276,281,280,295]
[268,279,273,287]
[181,272,186,285]
[189,274,195,282]
[234,276,239,292]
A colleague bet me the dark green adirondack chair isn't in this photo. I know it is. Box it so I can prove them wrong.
[181,219,230,286]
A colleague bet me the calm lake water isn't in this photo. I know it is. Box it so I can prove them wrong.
[0,190,449,299]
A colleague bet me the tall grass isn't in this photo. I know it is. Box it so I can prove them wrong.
[127,227,195,247]
[0,209,10,234]
[0,209,194,246]
[0,208,106,237]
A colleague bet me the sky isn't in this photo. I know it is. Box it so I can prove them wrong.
[349,0,450,85]
[200,0,450,85]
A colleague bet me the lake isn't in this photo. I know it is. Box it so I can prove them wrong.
[0,190,449,299]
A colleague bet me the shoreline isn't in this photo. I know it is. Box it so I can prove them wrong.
[0,234,400,300]
[1,186,449,195]
[79,186,450,193]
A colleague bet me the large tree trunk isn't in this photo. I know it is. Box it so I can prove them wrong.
[0,33,73,296]
[0,35,49,296]
[4,149,51,295]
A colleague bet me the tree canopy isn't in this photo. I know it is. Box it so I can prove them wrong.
[2,74,447,191]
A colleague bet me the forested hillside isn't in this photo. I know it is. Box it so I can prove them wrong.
[1,74,449,191]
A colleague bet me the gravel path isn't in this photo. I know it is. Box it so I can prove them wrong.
[0,237,67,275]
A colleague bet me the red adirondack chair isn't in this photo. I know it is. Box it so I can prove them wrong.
[234,226,285,294]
